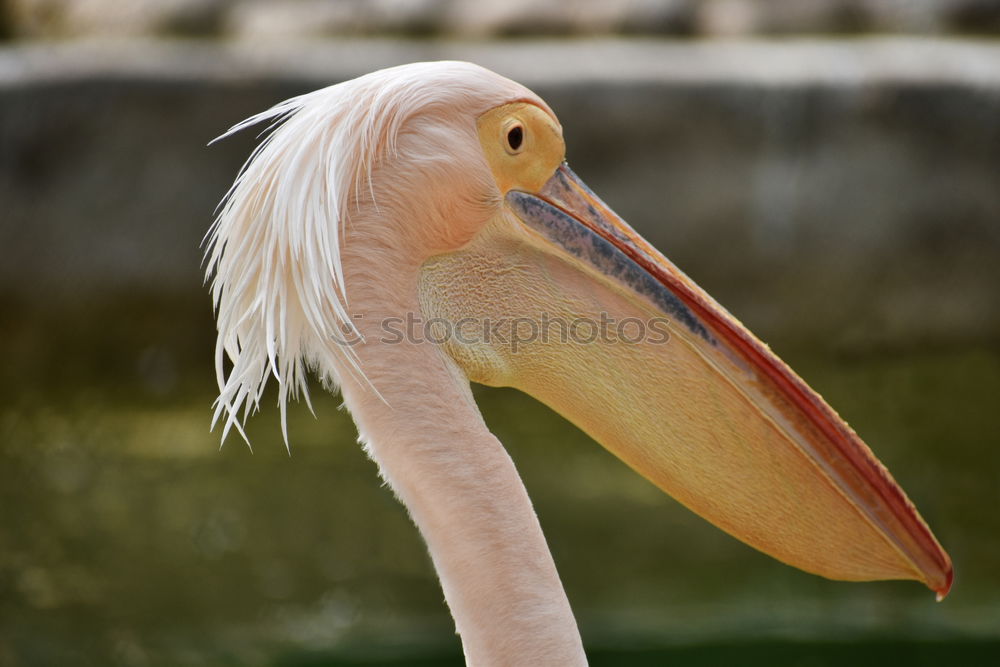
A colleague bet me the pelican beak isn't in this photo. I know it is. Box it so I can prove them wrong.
[422,163,953,597]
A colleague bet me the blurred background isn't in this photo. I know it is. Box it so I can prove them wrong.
[1,1,999,665]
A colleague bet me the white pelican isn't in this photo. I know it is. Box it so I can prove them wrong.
[205,62,952,665]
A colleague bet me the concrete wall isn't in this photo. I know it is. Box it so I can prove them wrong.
[5,0,1000,39]
[1,39,998,348]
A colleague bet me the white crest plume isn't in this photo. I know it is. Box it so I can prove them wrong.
[205,62,475,449]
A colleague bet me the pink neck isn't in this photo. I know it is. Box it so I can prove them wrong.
[333,255,586,664]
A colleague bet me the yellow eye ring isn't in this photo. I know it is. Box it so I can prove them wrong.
[477,101,565,193]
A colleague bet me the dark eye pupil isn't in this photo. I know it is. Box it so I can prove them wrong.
[507,126,523,151]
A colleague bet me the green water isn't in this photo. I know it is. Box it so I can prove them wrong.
[2,306,998,665]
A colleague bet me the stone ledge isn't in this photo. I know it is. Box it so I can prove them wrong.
[2,37,999,87]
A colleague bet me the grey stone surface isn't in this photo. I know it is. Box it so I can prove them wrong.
[1,38,998,347]
[5,0,999,39]
[6,0,227,38]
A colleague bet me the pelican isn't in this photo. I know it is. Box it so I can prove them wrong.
[205,61,952,665]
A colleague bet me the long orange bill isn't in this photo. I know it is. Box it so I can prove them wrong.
[502,163,952,598]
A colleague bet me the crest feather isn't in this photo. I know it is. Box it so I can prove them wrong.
[205,61,517,449]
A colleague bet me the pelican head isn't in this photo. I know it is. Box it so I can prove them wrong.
[206,61,951,664]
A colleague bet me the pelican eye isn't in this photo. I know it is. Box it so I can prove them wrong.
[505,124,524,154]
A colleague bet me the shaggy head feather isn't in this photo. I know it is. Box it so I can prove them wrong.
[204,61,528,448]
